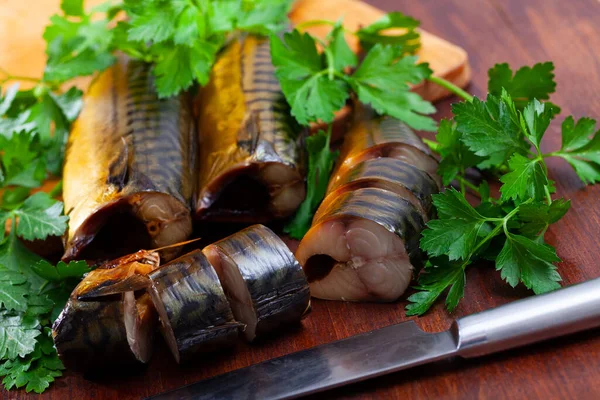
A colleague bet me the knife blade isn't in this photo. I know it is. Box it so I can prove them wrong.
[148,277,600,400]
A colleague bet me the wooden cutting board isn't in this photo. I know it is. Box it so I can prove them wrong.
[0,0,470,100]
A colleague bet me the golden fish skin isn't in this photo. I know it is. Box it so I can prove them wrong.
[325,158,439,220]
[62,56,195,263]
[329,105,440,188]
[147,250,242,363]
[52,253,159,371]
[195,35,306,222]
[204,224,311,342]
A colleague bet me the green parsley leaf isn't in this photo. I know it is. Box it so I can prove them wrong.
[284,129,339,239]
[496,234,561,293]
[0,132,46,188]
[0,84,19,115]
[434,119,483,185]
[420,189,487,260]
[32,260,90,282]
[0,329,63,394]
[14,193,69,241]
[356,12,420,53]
[0,229,45,291]
[487,62,556,109]
[0,310,41,359]
[0,269,29,312]
[236,0,292,35]
[406,256,466,316]
[328,21,357,71]
[43,12,115,83]
[520,99,553,148]
[350,48,435,131]
[517,199,570,238]
[271,30,349,124]
[499,153,548,202]
[61,0,84,16]
[454,93,528,164]
[553,116,600,184]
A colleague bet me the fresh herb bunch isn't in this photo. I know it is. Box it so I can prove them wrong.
[406,62,600,315]
[273,14,436,238]
[0,79,91,393]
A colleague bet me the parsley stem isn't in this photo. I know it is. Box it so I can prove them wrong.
[294,20,337,31]
[456,175,480,195]
[427,75,474,102]
[49,180,63,199]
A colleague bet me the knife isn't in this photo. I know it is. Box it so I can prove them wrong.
[148,277,600,400]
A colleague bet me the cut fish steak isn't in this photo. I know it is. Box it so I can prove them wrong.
[52,251,160,371]
[147,250,242,363]
[204,224,311,342]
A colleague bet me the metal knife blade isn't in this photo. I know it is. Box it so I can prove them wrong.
[148,322,458,400]
[147,277,600,400]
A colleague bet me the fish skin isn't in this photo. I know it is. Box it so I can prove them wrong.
[62,56,194,262]
[52,253,158,371]
[195,35,305,222]
[147,250,241,363]
[329,105,440,189]
[325,158,439,220]
[205,224,311,340]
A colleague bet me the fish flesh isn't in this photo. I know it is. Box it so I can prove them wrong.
[52,251,159,371]
[204,224,311,342]
[296,188,425,302]
[324,157,439,221]
[147,250,242,363]
[328,106,441,188]
[296,105,438,302]
[62,56,195,263]
[195,35,305,222]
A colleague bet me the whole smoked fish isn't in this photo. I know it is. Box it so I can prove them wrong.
[204,224,311,342]
[195,36,305,222]
[297,107,439,302]
[62,56,194,262]
[52,251,160,371]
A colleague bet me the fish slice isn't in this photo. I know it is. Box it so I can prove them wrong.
[147,276,600,400]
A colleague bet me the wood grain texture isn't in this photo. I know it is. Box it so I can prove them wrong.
[3,0,600,399]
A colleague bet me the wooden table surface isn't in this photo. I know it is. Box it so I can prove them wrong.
[5,0,600,399]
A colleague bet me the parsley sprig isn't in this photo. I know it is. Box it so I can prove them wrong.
[406,62,600,315]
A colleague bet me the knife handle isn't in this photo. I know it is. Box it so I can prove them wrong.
[454,277,600,358]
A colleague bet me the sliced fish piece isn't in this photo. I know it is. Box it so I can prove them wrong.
[62,56,195,263]
[324,158,439,220]
[329,106,440,188]
[52,253,159,371]
[147,250,242,363]
[203,224,311,342]
[296,188,425,302]
[195,35,305,222]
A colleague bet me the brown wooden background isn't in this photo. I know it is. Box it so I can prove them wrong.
[4,0,600,398]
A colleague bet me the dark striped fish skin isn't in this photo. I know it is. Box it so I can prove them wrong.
[204,224,311,342]
[52,253,159,371]
[147,250,241,363]
[313,188,425,268]
[195,35,305,222]
[62,56,194,263]
[325,158,439,220]
[329,106,440,189]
